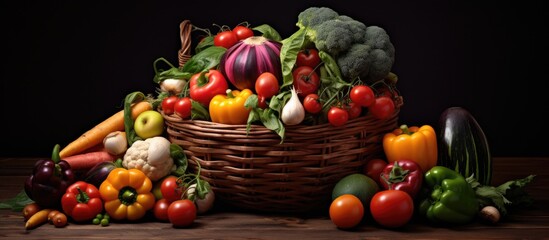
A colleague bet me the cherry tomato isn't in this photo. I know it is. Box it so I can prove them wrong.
[368,96,395,120]
[161,96,179,115]
[364,159,388,186]
[303,93,322,114]
[160,176,184,203]
[168,199,197,228]
[232,25,254,40]
[327,106,349,127]
[153,198,171,222]
[346,102,362,119]
[370,190,414,228]
[292,66,320,98]
[350,85,375,107]
[174,97,192,119]
[329,194,364,229]
[255,72,279,98]
[214,30,238,49]
[296,48,321,68]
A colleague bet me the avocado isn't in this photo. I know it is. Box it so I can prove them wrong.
[332,173,379,208]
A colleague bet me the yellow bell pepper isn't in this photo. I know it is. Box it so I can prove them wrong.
[209,89,253,124]
[382,124,438,173]
[99,168,156,221]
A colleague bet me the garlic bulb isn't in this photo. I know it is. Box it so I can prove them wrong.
[160,79,186,95]
[103,131,128,155]
[281,87,305,125]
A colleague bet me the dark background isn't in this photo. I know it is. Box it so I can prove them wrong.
[1,1,548,158]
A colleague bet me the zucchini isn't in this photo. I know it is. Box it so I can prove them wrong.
[438,107,492,185]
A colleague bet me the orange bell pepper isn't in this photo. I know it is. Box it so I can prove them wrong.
[99,168,156,221]
[382,124,438,173]
[209,89,253,124]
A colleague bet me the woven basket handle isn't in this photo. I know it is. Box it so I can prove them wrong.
[178,20,192,68]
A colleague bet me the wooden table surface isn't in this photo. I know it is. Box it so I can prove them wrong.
[1,157,548,240]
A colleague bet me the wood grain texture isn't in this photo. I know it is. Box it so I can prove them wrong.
[1,157,547,239]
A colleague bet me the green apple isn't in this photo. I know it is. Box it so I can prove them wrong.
[152,176,165,200]
[134,110,165,139]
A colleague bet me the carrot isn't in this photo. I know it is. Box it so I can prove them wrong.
[25,208,52,230]
[60,101,151,158]
[62,151,117,170]
[81,143,107,154]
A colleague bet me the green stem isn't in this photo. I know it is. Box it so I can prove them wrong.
[226,89,235,98]
[153,57,176,76]
[52,144,63,178]
[196,72,209,87]
[51,144,61,164]
[119,187,137,206]
[388,161,409,183]
[76,186,90,204]
[400,124,413,135]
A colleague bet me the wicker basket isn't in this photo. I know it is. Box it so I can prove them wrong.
[163,20,403,213]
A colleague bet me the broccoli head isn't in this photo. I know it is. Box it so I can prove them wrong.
[337,15,367,43]
[336,44,371,81]
[295,7,395,83]
[364,26,395,61]
[337,26,395,83]
[313,19,356,57]
[296,7,370,57]
[296,7,339,29]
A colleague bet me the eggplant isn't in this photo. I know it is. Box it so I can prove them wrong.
[83,160,120,188]
[438,107,492,185]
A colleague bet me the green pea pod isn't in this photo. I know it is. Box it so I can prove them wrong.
[419,166,479,225]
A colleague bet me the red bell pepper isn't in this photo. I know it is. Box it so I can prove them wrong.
[189,69,229,106]
[379,160,423,198]
[61,181,103,222]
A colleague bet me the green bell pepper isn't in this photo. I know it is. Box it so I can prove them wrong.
[419,166,479,225]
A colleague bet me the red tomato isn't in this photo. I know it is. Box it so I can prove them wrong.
[153,198,171,222]
[327,106,349,127]
[370,190,414,228]
[232,25,254,40]
[346,102,362,119]
[255,72,279,98]
[292,66,320,98]
[160,176,184,203]
[189,70,229,106]
[296,48,321,68]
[350,85,375,107]
[174,97,192,119]
[329,194,364,229]
[368,96,395,120]
[168,199,197,228]
[364,159,388,186]
[214,30,238,49]
[161,96,179,115]
[303,93,322,114]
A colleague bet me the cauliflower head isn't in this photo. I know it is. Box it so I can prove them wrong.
[123,136,175,181]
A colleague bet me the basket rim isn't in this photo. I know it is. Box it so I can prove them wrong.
[161,97,402,134]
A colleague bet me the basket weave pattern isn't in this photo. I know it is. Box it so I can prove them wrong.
[163,111,400,212]
[164,20,402,212]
